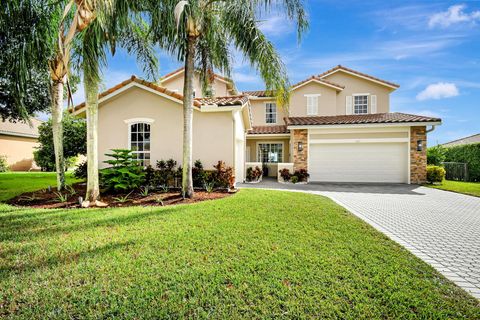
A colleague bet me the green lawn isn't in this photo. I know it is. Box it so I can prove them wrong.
[0,186,478,318]
[427,180,480,197]
[0,172,80,202]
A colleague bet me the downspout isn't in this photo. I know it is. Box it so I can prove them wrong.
[426,125,436,133]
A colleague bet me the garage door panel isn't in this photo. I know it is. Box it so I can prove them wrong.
[309,142,408,183]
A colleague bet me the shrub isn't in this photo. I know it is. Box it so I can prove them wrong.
[427,165,446,183]
[73,161,87,179]
[154,159,178,187]
[101,149,146,192]
[279,168,291,182]
[293,169,309,182]
[0,155,8,172]
[144,165,156,187]
[444,143,480,182]
[427,145,446,166]
[192,160,206,187]
[212,161,234,189]
[246,166,262,182]
[291,176,299,184]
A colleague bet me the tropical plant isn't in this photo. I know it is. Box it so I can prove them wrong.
[204,181,215,193]
[211,161,234,189]
[139,186,150,197]
[444,143,480,182]
[0,155,8,172]
[155,159,178,186]
[113,191,134,203]
[34,112,86,171]
[279,168,291,182]
[101,149,146,192]
[53,191,68,203]
[65,184,77,196]
[192,159,207,187]
[73,160,88,179]
[427,145,446,166]
[291,176,299,184]
[150,0,308,198]
[293,169,309,182]
[427,165,446,184]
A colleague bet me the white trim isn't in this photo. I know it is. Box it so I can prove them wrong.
[288,122,441,130]
[304,94,321,97]
[256,141,285,163]
[124,118,155,124]
[291,78,344,91]
[352,93,370,96]
[247,96,275,100]
[127,121,152,166]
[309,138,409,144]
[265,102,277,124]
[320,69,399,90]
[306,95,319,116]
[161,69,184,82]
[201,104,246,112]
[308,127,410,134]
[247,133,290,138]
[0,131,39,139]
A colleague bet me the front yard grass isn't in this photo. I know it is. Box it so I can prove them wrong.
[427,180,480,197]
[0,172,80,202]
[0,188,479,318]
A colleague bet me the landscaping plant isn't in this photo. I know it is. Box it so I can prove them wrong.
[427,145,446,166]
[246,166,262,182]
[427,165,446,184]
[294,169,310,182]
[212,161,234,189]
[279,168,291,182]
[101,149,146,192]
[0,155,8,172]
[444,143,480,182]
[73,161,87,180]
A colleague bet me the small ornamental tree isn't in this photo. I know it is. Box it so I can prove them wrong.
[34,112,86,171]
[101,149,146,192]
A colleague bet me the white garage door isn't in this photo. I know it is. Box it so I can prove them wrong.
[309,142,408,183]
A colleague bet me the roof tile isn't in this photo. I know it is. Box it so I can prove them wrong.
[286,113,441,126]
[195,95,249,106]
[248,125,289,134]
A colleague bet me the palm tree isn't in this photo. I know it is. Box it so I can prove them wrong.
[2,0,95,191]
[77,1,158,204]
[150,0,308,198]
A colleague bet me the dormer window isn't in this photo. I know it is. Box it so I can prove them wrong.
[353,95,368,114]
[265,103,277,124]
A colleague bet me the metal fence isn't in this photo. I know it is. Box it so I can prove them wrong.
[442,162,469,181]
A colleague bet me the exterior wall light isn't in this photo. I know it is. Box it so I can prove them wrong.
[298,142,303,152]
[417,140,423,151]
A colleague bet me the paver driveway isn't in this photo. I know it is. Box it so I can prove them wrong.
[240,180,480,299]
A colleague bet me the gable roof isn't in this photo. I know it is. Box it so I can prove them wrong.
[196,95,249,107]
[0,118,43,138]
[442,133,480,147]
[318,65,400,89]
[286,113,440,126]
[161,67,233,85]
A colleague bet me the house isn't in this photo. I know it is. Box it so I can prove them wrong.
[72,65,441,184]
[0,118,42,171]
[441,133,480,147]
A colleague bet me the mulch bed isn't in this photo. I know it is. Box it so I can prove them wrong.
[7,183,234,209]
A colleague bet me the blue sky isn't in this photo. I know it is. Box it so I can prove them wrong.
[74,0,480,145]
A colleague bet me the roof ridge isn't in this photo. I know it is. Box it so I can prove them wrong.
[318,65,400,88]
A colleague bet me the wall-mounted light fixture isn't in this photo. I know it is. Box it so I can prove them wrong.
[417,140,423,151]
[298,142,303,152]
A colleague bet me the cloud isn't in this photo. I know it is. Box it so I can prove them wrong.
[416,82,459,101]
[258,16,294,37]
[428,4,480,28]
[232,72,262,84]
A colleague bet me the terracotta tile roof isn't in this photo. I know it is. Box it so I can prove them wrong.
[291,76,345,90]
[243,90,276,97]
[318,65,400,88]
[286,113,441,126]
[0,118,43,138]
[196,95,249,106]
[248,125,289,134]
[73,76,201,110]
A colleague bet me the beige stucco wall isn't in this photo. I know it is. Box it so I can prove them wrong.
[249,99,288,126]
[289,82,338,117]
[322,71,392,114]
[161,72,230,98]
[0,135,38,171]
[97,86,235,172]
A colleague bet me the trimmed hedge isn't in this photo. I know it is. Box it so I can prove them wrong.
[444,143,480,182]
[427,165,445,183]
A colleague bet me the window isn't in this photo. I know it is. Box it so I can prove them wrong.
[130,123,151,166]
[306,95,319,115]
[265,103,277,124]
[354,95,368,114]
[257,143,283,163]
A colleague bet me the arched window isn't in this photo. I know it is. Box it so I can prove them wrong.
[130,122,151,166]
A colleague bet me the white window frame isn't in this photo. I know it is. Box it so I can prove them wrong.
[265,102,277,124]
[305,94,320,115]
[353,93,369,115]
[256,142,284,163]
[126,118,154,167]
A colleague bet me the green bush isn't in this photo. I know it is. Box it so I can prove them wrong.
[444,143,480,182]
[427,165,446,183]
[293,169,309,182]
[154,159,178,187]
[212,161,235,189]
[73,160,87,179]
[427,145,446,166]
[0,155,8,172]
[246,166,262,182]
[192,160,207,187]
[101,149,145,192]
[291,176,299,184]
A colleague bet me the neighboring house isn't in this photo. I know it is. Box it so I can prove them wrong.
[72,65,441,184]
[441,133,480,147]
[0,118,42,171]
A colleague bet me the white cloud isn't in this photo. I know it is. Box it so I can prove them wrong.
[429,4,480,28]
[232,72,261,84]
[416,82,459,101]
[258,16,294,37]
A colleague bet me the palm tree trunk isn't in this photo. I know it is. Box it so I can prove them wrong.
[84,75,100,202]
[182,35,197,198]
[51,79,66,191]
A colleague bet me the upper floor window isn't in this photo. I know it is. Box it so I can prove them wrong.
[130,123,151,166]
[265,103,277,124]
[306,94,320,115]
[354,95,368,114]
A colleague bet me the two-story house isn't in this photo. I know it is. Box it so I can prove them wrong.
[73,65,441,184]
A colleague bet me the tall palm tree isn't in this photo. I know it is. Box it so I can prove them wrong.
[77,1,158,204]
[151,0,308,198]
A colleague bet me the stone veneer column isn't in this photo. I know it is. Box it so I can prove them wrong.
[292,129,308,171]
[410,126,427,184]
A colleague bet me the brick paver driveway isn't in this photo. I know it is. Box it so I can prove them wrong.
[240,180,480,299]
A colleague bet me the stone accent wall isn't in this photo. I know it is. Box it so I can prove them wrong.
[292,129,308,171]
[410,126,427,184]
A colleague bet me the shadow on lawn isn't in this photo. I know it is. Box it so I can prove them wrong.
[0,241,135,277]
